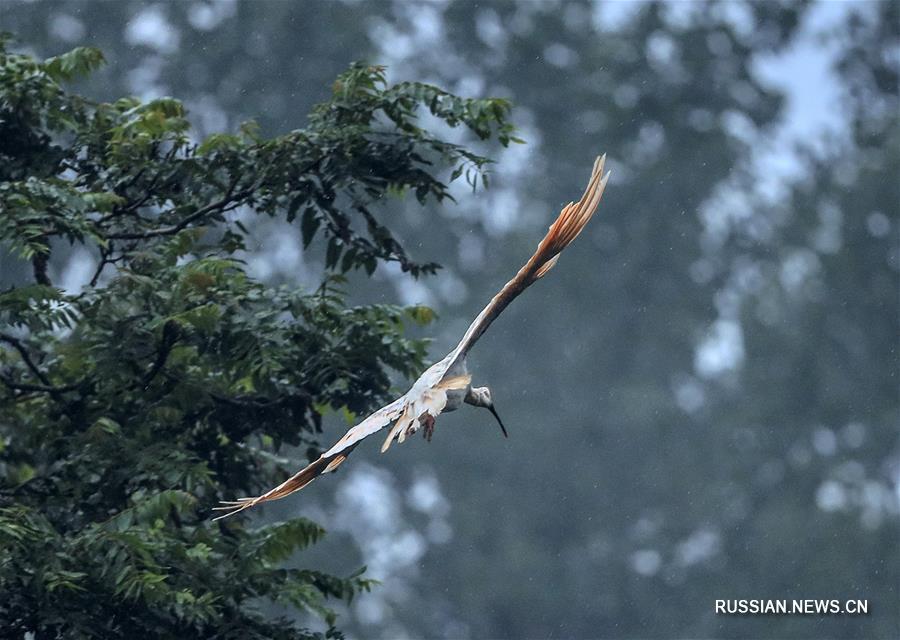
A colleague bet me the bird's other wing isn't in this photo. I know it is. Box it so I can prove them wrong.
[212,395,409,520]
[447,154,610,364]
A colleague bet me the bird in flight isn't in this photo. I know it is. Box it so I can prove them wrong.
[214,155,610,520]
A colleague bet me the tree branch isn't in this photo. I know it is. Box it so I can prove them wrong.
[106,186,252,241]
[31,253,51,286]
[0,371,79,395]
[209,393,291,409]
[0,333,52,387]
[100,164,167,224]
[103,154,321,241]
[87,244,123,289]
[140,320,179,389]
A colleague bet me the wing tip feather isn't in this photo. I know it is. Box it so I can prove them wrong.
[537,153,609,263]
[211,454,335,521]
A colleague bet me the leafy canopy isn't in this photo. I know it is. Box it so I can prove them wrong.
[0,37,514,638]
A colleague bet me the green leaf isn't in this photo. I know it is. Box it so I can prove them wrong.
[406,305,436,325]
[254,519,326,563]
[196,133,241,156]
[43,46,106,81]
[301,207,320,248]
[91,417,121,435]
[325,237,342,269]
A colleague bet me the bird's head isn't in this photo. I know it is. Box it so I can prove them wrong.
[471,386,508,438]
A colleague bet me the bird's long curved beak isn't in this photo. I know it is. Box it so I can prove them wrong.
[488,404,508,438]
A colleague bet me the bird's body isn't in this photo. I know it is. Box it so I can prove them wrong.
[214,155,610,520]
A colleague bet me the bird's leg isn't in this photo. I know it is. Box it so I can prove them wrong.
[420,413,436,442]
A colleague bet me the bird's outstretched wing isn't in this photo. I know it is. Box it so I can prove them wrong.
[213,155,608,520]
[212,396,406,520]
[447,154,609,365]
[212,374,472,520]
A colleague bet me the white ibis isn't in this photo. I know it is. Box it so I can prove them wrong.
[214,155,610,520]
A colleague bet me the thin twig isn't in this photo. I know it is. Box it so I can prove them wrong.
[31,252,51,286]
[88,244,113,288]
[0,371,79,394]
[0,333,52,387]
[99,166,162,224]
[209,393,291,409]
[140,320,179,389]
[106,186,253,240]
[102,153,322,241]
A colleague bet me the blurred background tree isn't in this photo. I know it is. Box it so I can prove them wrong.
[2,1,897,638]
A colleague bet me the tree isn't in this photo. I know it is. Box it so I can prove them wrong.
[0,38,514,637]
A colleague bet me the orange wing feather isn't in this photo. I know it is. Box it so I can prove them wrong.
[448,154,609,363]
